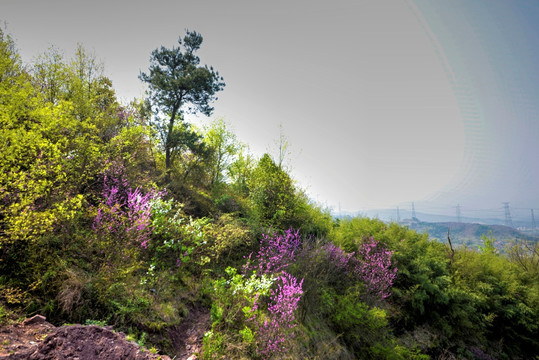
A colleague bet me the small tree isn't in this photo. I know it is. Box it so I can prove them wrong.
[32,45,68,105]
[139,30,225,171]
[248,154,297,228]
[203,118,240,188]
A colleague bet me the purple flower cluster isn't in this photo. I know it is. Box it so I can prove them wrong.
[469,346,496,360]
[322,243,355,271]
[354,237,397,299]
[241,229,305,357]
[258,272,303,357]
[116,106,131,123]
[93,161,160,248]
[126,187,155,248]
[102,160,130,207]
[93,162,128,236]
[248,228,302,275]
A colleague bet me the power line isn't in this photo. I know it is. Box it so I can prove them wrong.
[389,202,537,225]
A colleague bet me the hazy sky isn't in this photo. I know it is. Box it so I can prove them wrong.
[1,0,538,217]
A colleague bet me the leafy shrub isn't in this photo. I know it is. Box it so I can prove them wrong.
[203,266,274,358]
[202,214,252,265]
[247,154,297,229]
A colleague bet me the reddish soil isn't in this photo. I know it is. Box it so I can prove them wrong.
[0,315,171,360]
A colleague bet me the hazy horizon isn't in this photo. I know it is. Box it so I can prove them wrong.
[1,0,537,214]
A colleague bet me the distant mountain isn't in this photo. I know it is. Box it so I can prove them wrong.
[337,208,537,229]
[403,220,539,247]
[334,209,539,248]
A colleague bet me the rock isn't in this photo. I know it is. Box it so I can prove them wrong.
[21,315,46,326]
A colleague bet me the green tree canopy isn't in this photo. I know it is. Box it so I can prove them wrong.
[139,30,225,170]
[202,118,241,189]
[248,154,297,228]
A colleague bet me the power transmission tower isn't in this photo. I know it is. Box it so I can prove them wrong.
[531,209,537,230]
[456,204,461,223]
[503,202,513,227]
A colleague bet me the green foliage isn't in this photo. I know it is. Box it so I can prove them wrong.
[202,330,225,359]
[329,287,387,333]
[202,267,274,358]
[318,285,427,359]
[248,154,298,229]
[148,199,210,271]
[148,199,251,277]
[295,314,355,359]
[290,192,334,238]
[32,45,68,104]
[84,318,107,326]
[0,32,79,245]
[450,248,539,357]
[201,118,241,189]
[478,232,497,254]
[370,342,430,360]
[239,325,255,344]
[0,302,13,325]
[507,239,539,276]
[228,146,255,198]
[203,214,252,264]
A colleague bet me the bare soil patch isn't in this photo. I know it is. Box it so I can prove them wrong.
[0,315,171,360]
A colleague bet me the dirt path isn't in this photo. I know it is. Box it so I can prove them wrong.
[168,304,211,360]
